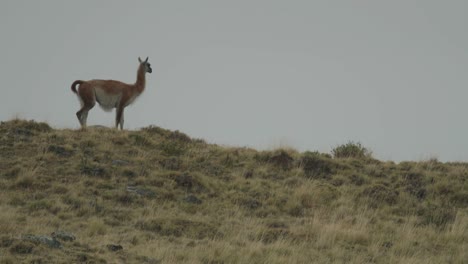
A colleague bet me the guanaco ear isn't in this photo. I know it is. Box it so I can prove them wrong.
[138,57,142,63]
[145,57,149,63]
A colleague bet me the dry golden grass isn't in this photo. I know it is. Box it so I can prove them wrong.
[0,119,467,263]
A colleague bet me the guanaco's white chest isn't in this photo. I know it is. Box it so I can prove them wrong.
[94,87,123,111]
[125,93,140,107]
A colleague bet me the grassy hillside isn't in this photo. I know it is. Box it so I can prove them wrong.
[0,119,467,264]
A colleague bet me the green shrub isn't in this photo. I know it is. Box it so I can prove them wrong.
[360,184,399,207]
[2,167,21,179]
[332,141,372,159]
[141,125,170,137]
[268,150,294,170]
[159,141,187,156]
[418,204,457,227]
[129,134,152,147]
[299,152,334,179]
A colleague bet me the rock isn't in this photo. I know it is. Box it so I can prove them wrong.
[81,166,106,177]
[243,170,253,179]
[136,255,162,264]
[184,195,202,204]
[171,173,206,192]
[186,241,196,247]
[47,145,73,157]
[123,169,137,178]
[127,186,156,198]
[107,244,123,252]
[112,160,130,166]
[174,174,194,188]
[22,234,61,249]
[14,128,33,137]
[159,157,182,170]
[51,231,75,242]
[243,199,262,210]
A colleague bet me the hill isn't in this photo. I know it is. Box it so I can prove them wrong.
[0,119,466,263]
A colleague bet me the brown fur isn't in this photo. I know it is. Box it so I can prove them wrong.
[71,58,152,130]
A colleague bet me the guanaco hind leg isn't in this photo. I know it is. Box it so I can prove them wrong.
[76,86,96,129]
[76,104,95,128]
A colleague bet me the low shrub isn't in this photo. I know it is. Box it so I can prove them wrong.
[332,141,372,159]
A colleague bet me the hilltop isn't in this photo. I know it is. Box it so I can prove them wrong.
[0,119,466,263]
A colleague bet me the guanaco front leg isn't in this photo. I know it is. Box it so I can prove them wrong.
[116,106,124,130]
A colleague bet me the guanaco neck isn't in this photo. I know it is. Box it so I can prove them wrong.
[134,64,146,94]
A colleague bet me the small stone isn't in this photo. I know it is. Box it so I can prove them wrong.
[184,195,202,204]
[47,145,73,157]
[88,125,110,130]
[244,199,262,209]
[244,170,253,179]
[136,255,161,264]
[107,244,123,252]
[112,160,129,166]
[174,174,194,188]
[22,234,61,249]
[127,186,156,198]
[51,231,76,242]
[186,241,196,247]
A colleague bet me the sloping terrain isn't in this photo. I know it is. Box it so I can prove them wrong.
[0,119,467,263]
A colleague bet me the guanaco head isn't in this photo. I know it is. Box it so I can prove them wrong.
[138,57,152,73]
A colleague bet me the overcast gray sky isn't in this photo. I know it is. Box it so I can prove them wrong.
[1,1,468,162]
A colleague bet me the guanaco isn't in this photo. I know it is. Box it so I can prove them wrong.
[71,57,152,130]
